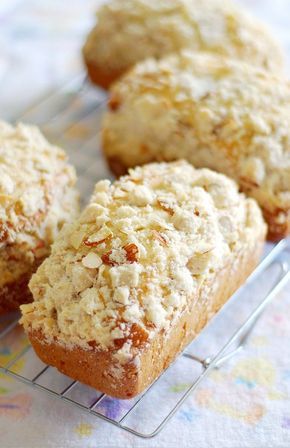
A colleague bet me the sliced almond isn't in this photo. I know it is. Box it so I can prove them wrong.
[152,230,168,246]
[101,250,118,266]
[82,252,102,269]
[187,251,212,275]
[157,199,174,216]
[123,243,139,263]
[80,204,104,223]
[84,226,113,247]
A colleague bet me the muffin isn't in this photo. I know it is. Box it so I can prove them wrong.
[102,51,290,240]
[21,161,266,398]
[0,121,79,314]
[83,0,284,89]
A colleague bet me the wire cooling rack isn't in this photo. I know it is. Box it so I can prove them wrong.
[1,76,290,438]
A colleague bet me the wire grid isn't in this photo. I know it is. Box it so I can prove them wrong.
[1,76,290,438]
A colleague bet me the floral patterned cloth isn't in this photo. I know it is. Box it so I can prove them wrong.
[0,1,290,447]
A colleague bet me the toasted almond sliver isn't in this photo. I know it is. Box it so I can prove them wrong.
[82,252,102,269]
[157,198,174,216]
[152,230,168,246]
[101,250,118,266]
[84,226,113,247]
[123,243,139,263]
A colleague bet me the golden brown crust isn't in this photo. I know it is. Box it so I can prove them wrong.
[262,208,290,242]
[27,236,264,399]
[105,154,130,177]
[0,258,45,315]
[84,57,124,90]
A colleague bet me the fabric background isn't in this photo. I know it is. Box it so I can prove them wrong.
[0,1,290,447]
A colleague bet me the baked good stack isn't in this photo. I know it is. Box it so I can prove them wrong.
[0,121,79,314]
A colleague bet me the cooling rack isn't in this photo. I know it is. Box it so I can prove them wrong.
[0,75,290,439]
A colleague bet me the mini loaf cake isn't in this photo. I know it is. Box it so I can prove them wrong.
[0,121,79,314]
[83,0,284,89]
[21,161,266,399]
[102,51,290,240]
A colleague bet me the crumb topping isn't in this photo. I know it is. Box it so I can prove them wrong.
[21,161,265,361]
[103,51,290,220]
[0,121,79,286]
[83,0,284,74]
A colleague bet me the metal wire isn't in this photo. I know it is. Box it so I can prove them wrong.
[1,76,290,439]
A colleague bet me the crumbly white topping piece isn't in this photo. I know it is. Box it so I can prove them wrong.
[21,161,265,361]
[103,51,290,218]
[83,0,284,73]
[0,121,79,285]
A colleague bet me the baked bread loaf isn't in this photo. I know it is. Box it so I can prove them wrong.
[83,0,284,89]
[102,52,290,240]
[21,161,266,399]
[0,121,79,314]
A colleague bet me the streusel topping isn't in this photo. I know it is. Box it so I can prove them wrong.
[103,51,290,218]
[83,0,284,73]
[21,161,265,359]
[0,121,77,246]
[0,121,79,288]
